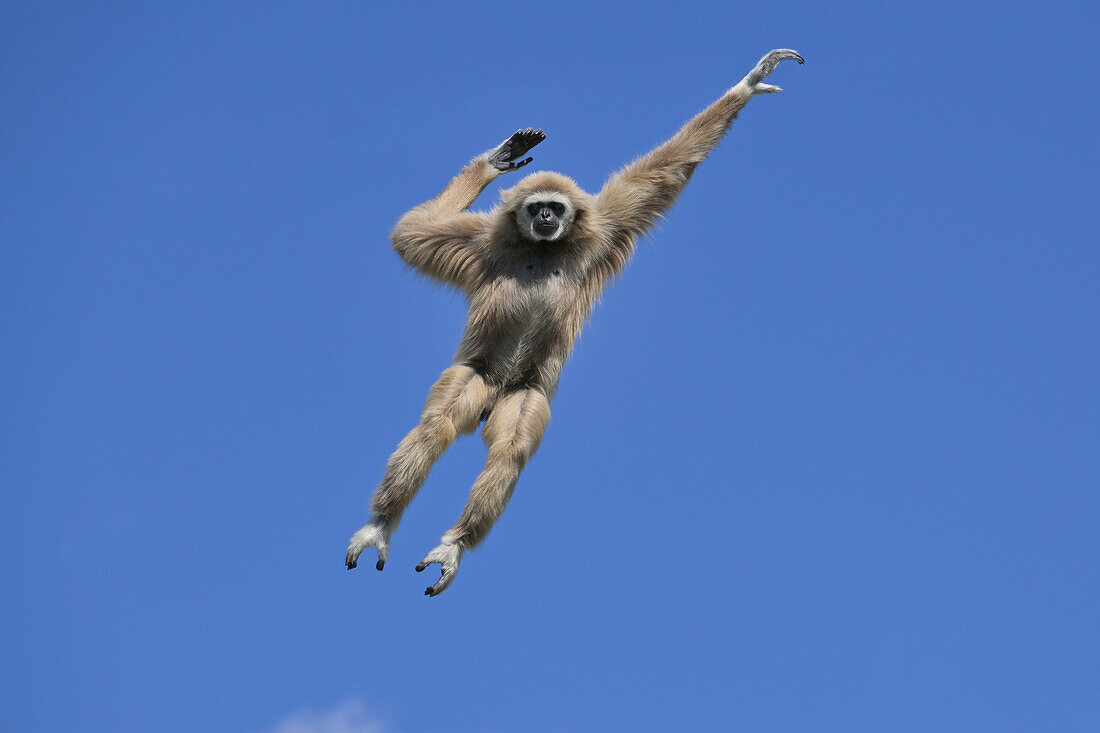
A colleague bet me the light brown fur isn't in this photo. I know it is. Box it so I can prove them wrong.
[348,50,803,594]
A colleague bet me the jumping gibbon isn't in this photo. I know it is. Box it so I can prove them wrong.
[347,49,804,596]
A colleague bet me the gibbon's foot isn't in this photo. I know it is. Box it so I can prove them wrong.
[415,539,464,597]
[486,128,546,172]
[345,519,391,571]
[743,48,804,93]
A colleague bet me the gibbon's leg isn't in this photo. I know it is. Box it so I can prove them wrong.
[345,365,492,571]
[417,388,551,596]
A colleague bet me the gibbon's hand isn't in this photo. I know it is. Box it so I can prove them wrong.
[742,49,804,94]
[486,128,546,172]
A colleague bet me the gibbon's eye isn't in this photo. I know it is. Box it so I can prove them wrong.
[549,202,566,217]
[526,203,541,216]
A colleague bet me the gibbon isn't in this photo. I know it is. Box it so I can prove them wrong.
[347,49,804,596]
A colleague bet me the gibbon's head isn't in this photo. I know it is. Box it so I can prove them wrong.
[501,171,592,244]
[517,192,574,242]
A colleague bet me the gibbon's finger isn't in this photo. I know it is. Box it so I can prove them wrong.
[758,48,804,71]
[514,130,545,152]
[773,49,804,64]
[510,143,534,159]
[510,157,534,170]
[415,561,429,572]
[746,48,804,86]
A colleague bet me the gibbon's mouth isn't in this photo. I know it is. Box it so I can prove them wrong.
[534,222,558,235]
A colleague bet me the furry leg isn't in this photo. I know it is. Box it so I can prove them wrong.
[346,365,491,571]
[417,389,550,596]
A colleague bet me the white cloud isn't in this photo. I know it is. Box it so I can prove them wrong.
[268,699,390,733]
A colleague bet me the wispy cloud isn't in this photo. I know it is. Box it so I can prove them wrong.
[268,699,390,733]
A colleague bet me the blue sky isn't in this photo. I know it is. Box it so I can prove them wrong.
[2,1,1098,731]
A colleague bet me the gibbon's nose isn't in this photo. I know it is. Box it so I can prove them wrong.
[540,210,553,221]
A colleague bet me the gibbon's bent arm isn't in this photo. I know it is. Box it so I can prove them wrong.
[390,128,545,290]
[594,49,803,270]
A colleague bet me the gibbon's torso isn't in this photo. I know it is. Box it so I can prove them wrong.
[454,236,600,394]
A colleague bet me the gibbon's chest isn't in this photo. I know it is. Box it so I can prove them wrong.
[473,260,579,327]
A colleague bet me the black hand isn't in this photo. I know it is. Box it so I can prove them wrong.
[487,127,546,172]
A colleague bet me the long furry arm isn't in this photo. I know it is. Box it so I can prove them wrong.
[391,129,544,290]
[592,83,754,274]
[601,83,753,226]
[592,50,802,279]
[390,156,501,290]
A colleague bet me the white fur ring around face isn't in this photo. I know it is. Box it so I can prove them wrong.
[415,540,464,597]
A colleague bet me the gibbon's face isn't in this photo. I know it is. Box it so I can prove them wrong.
[515,192,575,242]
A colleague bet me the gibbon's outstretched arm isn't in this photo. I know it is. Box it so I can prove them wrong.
[594,49,803,273]
[390,128,546,290]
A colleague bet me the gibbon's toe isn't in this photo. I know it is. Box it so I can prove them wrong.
[424,576,451,597]
[423,569,457,597]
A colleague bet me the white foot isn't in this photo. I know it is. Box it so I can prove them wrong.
[415,537,464,597]
[345,519,391,571]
